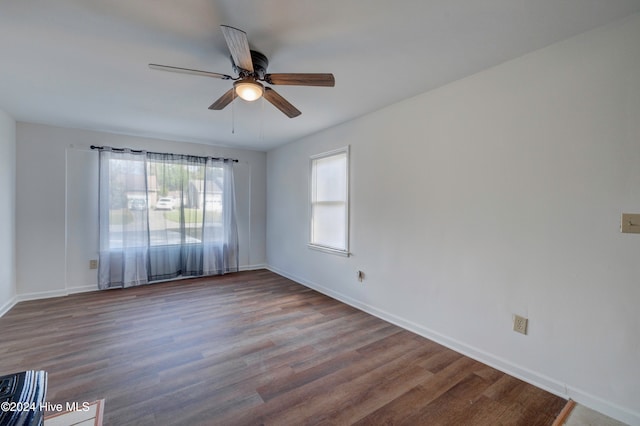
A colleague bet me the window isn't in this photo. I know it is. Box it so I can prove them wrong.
[97,149,239,289]
[309,146,349,255]
[104,155,228,249]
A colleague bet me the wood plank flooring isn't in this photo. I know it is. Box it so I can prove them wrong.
[0,270,566,425]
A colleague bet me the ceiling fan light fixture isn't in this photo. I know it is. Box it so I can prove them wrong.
[234,78,264,101]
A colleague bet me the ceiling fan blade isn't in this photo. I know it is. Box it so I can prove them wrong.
[149,64,232,80]
[220,25,253,72]
[265,73,335,87]
[208,88,235,110]
[263,87,301,118]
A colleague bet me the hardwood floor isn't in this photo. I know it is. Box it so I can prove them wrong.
[0,270,566,425]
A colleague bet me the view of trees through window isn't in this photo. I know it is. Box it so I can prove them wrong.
[105,156,226,248]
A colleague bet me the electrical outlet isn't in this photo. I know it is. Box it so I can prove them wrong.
[89,259,98,270]
[513,315,528,335]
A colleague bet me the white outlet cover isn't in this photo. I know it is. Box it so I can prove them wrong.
[513,315,528,335]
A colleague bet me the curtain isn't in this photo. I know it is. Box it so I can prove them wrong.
[98,149,239,289]
[98,150,150,289]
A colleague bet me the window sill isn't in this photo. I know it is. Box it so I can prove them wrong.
[308,243,350,257]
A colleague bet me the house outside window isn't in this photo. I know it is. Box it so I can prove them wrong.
[309,146,350,256]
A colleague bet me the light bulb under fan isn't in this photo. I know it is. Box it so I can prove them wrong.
[234,78,264,101]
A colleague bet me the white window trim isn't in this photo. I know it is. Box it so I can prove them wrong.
[308,146,350,257]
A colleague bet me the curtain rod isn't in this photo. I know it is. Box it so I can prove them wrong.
[90,145,239,163]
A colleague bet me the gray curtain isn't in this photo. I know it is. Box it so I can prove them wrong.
[98,149,239,289]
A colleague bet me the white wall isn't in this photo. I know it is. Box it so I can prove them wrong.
[16,123,267,297]
[0,110,16,315]
[267,14,640,424]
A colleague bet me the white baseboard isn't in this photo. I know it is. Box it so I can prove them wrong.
[2,289,78,317]
[239,263,267,271]
[1,287,81,317]
[266,265,640,426]
[0,295,18,318]
[16,288,71,302]
[66,284,99,294]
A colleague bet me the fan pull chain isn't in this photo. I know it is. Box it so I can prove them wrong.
[259,96,265,141]
[231,90,236,134]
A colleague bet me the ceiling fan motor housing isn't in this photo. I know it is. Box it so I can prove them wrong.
[232,50,269,79]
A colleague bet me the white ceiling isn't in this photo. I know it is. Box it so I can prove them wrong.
[1,1,639,151]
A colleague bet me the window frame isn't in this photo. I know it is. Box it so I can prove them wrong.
[308,146,350,257]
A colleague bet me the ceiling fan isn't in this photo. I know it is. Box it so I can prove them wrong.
[149,25,335,118]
